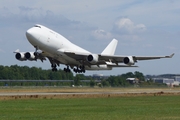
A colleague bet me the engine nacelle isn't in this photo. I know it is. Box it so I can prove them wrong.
[25,52,36,61]
[87,54,99,64]
[15,52,27,61]
[123,56,135,65]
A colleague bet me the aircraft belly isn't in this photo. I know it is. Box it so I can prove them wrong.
[85,65,112,70]
[56,54,79,65]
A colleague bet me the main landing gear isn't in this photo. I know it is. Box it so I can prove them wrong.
[51,63,57,72]
[63,65,85,73]
[48,57,60,72]
[73,65,85,73]
[63,66,71,73]
[50,63,86,73]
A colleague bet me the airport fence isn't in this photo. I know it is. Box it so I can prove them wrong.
[0,80,91,87]
[0,80,172,88]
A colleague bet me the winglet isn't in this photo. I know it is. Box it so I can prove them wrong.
[165,53,175,58]
[13,49,20,53]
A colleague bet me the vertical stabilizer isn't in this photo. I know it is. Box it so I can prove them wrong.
[101,39,118,55]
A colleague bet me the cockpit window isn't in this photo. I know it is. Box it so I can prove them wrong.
[34,25,41,28]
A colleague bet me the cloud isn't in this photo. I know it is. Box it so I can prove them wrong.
[112,18,146,34]
[0,6,94,31]
[91,29,112,40]
[91,18,147,42]
[0,1,179,75]
[0,49,5,53]
[143,44,153,47]
[166,46,178,51]
[18,6,45,21]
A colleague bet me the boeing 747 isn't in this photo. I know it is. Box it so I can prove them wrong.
[14,24,174,73]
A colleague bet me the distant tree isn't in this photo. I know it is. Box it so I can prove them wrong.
[90,80,95,87]
[0,66,9,79]
[134,71,145,81]
[106,76,115,86]
[121,72,134,78]
[118,77,127,86]
[0,65,147,87]
[0,65,74,80]
[101,80,110,87]
[74,74,83,85]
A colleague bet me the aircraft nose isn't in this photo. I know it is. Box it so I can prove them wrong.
[26,27,40,41]
[26,28,34,38]
[26,27,41,46]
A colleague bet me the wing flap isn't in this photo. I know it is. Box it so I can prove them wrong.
[106,62,138,67]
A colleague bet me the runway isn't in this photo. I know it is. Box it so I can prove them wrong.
[0,88,180,97]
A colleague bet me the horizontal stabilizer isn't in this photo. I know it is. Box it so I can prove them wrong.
[14,49,20,53]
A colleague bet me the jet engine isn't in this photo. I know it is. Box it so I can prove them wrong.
[87,54,99,64]
[15,52,27,61]
[25,52,36,61]
[123,56,135,65]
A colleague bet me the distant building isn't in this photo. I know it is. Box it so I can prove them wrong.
[174,76,180,82]
[126,78,139,84]
[153,78,174,84]
[146,74,180,79]
[93,74,103,79]
[153,78,179,86]
[146,74,180,86]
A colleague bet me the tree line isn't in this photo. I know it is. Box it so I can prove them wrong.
[101,71,145,87]
[0,65,74,80]
[0,65,147,87]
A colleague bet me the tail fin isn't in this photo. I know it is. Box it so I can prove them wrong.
[101,39,118,55]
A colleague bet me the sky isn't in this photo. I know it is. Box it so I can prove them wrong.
[0,0,179,76]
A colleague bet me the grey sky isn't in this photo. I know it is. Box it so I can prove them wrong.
[0,0,179,75]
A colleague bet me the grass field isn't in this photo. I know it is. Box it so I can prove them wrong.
[1,95,180,120]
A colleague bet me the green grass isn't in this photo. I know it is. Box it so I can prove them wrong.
[1,96,180,120]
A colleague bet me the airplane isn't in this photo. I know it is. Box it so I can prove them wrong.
[14,24,174,73]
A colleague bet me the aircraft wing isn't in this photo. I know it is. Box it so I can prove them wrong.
[64,51,106,65]
[99,53,175,63]
[64,50,174,65]
[64,51,88,61]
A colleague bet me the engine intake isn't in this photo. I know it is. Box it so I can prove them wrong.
[25,52,36,61]
[15,52,27,61]
[123,56,135,65]
[87,54,99,64]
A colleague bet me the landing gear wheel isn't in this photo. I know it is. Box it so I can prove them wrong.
[64,66,71,73]
[51,64,56,68]
[52,67,57,72]
[51,63,57,72]
[73,65,86,73]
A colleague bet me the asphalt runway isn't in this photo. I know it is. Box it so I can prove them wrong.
[0,88,180,97]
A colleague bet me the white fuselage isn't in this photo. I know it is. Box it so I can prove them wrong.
[26,24,112,70]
